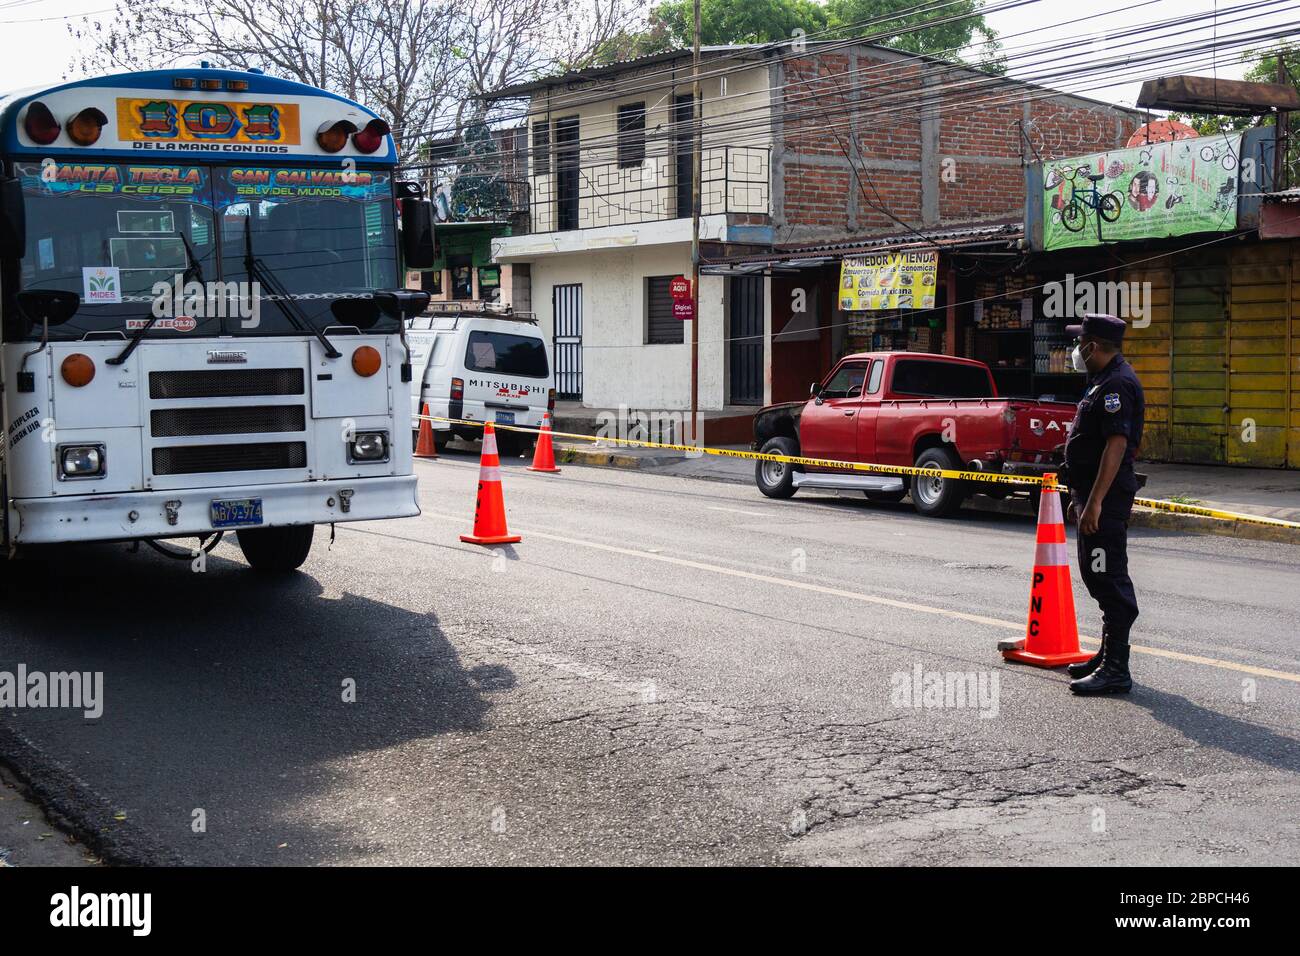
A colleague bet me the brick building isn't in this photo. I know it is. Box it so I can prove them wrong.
[483,42,1141,412]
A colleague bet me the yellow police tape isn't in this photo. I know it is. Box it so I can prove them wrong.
[416,413,1300,533]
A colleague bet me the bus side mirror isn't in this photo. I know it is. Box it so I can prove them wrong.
[1,178,25,259]
[375,289,431,322]
[400,197,435,269]
[17,289,80,326]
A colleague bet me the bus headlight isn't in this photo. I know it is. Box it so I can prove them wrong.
[59,444,106,479]
[348,430,388,463]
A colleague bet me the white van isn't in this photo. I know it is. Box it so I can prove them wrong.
[408,311,555,458]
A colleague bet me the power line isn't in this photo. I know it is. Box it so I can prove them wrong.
[399,11,1297,177]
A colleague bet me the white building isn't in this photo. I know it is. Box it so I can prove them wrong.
[486,47,776,411]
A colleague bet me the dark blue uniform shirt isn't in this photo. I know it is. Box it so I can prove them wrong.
[1064,353,1144,516]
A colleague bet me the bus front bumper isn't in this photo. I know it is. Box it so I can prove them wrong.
[11,475,420,545]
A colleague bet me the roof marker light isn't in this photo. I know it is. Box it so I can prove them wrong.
[67,108,108,147]
[352,118,390,154]
[316,119,357,153]
[173,77,196,89]
[23,101,60,145]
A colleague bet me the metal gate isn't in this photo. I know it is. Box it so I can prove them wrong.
[553,283,583,400]
[729,275,764,405]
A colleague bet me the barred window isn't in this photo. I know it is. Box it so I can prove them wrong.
[617,102,646,168]
[646,275,683,345]
[532,120,550,176]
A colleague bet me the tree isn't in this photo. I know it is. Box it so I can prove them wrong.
[450,120,510,218]
[824,0,1000,63]
[608,0,1001,68]
[651,0,827,47]
[69,0,649,154]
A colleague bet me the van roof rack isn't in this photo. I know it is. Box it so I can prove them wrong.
[419,302,538,324]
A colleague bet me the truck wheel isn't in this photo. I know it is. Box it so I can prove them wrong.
[756,436,799,499]
[911,447,966,518]
[237,525,314,572]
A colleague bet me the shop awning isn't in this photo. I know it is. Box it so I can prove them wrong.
[700,221,1023,275]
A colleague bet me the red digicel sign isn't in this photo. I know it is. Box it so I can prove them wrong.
[672,300,695,321]
[669,276,692,300]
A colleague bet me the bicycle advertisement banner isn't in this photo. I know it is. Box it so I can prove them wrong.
[1041,133,1241,250]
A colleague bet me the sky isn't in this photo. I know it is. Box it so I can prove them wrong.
[0,0,1295,108]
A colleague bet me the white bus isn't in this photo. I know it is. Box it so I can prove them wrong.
[0,67,435,571]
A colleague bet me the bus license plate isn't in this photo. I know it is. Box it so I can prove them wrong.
[210,498,263,528]
[495,411,515,425]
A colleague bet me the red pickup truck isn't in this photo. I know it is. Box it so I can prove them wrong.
[752,352,1076,517]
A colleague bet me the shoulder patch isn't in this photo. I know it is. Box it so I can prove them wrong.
[1104,393,1121,413]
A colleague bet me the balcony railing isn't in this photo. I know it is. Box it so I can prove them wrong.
[525,145,770,234]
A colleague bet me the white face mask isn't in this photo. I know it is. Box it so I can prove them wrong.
[1070,342,1092,373]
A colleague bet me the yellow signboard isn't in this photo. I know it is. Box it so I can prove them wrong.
[839,251,938,311]
[115,98,301,146]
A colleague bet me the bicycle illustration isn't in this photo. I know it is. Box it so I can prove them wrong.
[1058,167,1123,233]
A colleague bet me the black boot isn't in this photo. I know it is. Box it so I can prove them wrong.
[1067,628,1106,679]
[1070,641,1132,695]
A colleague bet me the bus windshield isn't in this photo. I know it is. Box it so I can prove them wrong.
[6,161,399,341]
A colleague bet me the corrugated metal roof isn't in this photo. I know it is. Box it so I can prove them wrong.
[704,221,1023,268]
[1262,188,1300,204]
[482,45,768,101]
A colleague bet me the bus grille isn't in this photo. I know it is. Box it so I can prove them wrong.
[152,442,307,476]
[149,368,305,399]
[151,405,306,438]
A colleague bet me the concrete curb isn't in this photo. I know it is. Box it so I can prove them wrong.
[553,443,1300,546]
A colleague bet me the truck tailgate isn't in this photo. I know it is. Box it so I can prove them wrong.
[1009,400,1076,458]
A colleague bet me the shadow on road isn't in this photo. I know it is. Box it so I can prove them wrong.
[0,541,504,865]
[1129,686,1300,775]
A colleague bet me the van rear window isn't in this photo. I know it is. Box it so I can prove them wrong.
[891,360,992,398]
[465,330,549,378]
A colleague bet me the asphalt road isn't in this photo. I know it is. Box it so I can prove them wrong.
[1,448,1297,866]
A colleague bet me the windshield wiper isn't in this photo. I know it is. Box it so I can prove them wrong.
[243,216,341,359]
[107,236,205,367]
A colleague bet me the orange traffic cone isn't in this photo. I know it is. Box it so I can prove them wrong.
[526,412,561,473]
[460,423,522,545]
[1002,474,1092,667]
[414,402,438,459]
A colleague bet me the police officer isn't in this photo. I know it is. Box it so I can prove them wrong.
[1060,314,1144,695]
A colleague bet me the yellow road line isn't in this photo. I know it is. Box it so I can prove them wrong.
[421,510,1300,684]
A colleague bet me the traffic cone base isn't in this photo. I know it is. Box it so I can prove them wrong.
[460,423,521,546]
[527,411,561,473]
[1002,474,1091,668]
[460,532,522,545]
[414,402,438,459]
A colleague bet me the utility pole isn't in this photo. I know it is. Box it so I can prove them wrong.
[689,0,702,441]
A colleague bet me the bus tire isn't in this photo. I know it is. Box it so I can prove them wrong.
[237,525,314,572]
